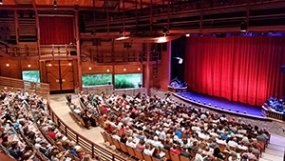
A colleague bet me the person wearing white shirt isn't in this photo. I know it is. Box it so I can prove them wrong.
[143,144,155,156]
[228,138,239,148]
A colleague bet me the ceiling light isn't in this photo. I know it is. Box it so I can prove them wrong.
[137,67,141,71]
[88,67,92,70]
[6,63,10,67]
[240,21,247,33]
[123,68,127,72]
[68,62,72,66]
[47,64,52,67]
[27,64,31,68]
[106,69,110,72]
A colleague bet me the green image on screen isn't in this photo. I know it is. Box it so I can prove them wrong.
[82,74,112,87]
[22,70,40,83]
[115,73,142,89]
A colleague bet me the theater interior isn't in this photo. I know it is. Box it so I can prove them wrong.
[0,0,285,161]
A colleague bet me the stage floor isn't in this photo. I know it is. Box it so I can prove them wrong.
[175,92,267,120]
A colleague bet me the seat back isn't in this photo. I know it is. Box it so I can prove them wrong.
[113,139,121,150]
[170,152,180,161]
[180,155,191,161]
[126,146,135,157]
[143,153,153,161]
[119,142,128,153]
[162,148,170,159]
[134,149,144,160]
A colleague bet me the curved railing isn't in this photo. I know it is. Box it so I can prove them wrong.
[0,76,127,161]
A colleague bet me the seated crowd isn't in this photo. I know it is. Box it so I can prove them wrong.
[0,89,99,161]
[80,92,270,161]
[67,94,98,128]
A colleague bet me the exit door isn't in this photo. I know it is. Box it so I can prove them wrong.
[46,60,75,93]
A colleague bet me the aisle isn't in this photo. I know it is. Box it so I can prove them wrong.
[49,94,105,144]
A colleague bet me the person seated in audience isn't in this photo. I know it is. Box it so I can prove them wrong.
[135,139,145,152]
[242,148,257,160]
[143,144,155,156]
[8,141,23,160]
[120,134,127,144]
[48,127,57,140]
[152,147,165,160]
[213,147,225,160]
[170,144,181,155]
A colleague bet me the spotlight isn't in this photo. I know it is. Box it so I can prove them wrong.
[137,67,141,71]
[123,68,127,72]
[6,63,10,67]
[185,33,190,37]
[240,21,247,32]
[68,62,72,66]
[0,0,3,5]
[53,0,57,8]
[106,69,110,72]
[27,64,31,68]
[88,67,92,70]
[157,36,167,43]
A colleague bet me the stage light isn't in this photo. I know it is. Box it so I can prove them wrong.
[185,33,190,37]
[115,36,130,41]
[116,31,130,41]
[6,63,10,67]
[0,0,3,5]
[174,57,183,64]
[240,21,247,32]
[27,64,31,68]
[157,36,167,43]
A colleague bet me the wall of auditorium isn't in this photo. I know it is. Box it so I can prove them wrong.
[81,61,143,75]
[149,42,170,91]
[0,58,39,79]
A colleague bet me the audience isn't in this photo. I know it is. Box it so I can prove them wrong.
[80,92,271,161]
[0,89,100,161]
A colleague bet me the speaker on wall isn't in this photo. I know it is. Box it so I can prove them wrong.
[70,51,77,56]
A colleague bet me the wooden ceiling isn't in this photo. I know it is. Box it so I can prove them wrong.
[2,0,167,9]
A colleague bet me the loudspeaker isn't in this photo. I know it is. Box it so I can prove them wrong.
[281,65,285,73]
[70,51,77,56]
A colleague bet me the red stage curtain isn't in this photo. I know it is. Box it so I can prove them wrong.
[39,16,74,45]
[184,36,285,106]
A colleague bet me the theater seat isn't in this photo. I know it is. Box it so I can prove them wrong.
[170,152,180,161]
[143,153,153,161]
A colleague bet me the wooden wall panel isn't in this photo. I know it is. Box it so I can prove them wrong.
[114,64,142,74]
[82,61,112,75]
[0,59,21,79]
[21,59,39,70]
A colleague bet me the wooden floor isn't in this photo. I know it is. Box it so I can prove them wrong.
[49,94,285,161]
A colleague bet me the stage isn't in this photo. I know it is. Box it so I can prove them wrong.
[174,91,269,120]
